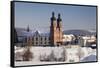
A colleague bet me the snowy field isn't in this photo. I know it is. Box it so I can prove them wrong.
[15,46,97,66]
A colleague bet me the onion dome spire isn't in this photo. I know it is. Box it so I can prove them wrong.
[51,12,56,21]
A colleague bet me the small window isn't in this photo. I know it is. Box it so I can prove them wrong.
[41,37,42,41]
[40,42,42,44]
[36,37,38,41]
[45,37,46,40]
[32,42,34,44]
[49,37,50,40]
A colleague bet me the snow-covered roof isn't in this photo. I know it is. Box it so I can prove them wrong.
[17,30,50,37]
[33,30,50,37]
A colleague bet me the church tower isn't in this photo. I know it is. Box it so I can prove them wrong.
[50,12,63,45]
[57,13,63,43]
[50,12,57,45]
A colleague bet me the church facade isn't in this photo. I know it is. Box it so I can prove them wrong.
[50,12,63,45]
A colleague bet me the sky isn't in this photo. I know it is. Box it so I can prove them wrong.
[15,2,97,32]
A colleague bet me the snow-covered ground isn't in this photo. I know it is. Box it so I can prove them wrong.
[14,46,97,66]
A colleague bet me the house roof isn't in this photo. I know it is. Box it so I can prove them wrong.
[17,30,50,37]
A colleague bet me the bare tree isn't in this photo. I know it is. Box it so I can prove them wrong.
[49,50,55,61]
[23,47,33,61]
[61,47,67,61]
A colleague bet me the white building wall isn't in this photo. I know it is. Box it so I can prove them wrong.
[32,35,50,46]
[62,34,75,42]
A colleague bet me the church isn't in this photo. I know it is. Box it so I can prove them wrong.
[26,12,63,46]
[50,12,63,46]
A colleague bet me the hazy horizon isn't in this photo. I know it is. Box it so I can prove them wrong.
[15,2,97,32]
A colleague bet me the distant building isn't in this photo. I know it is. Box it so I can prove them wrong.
[63,34,75,42]
[50,12,63,45]
[29,31,50,46]
[78,35,96,47]
[62,34,80,45]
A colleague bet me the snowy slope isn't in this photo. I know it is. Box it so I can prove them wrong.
[15,46,97,66]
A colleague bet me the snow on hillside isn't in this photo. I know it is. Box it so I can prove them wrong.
[15,46,97,66]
